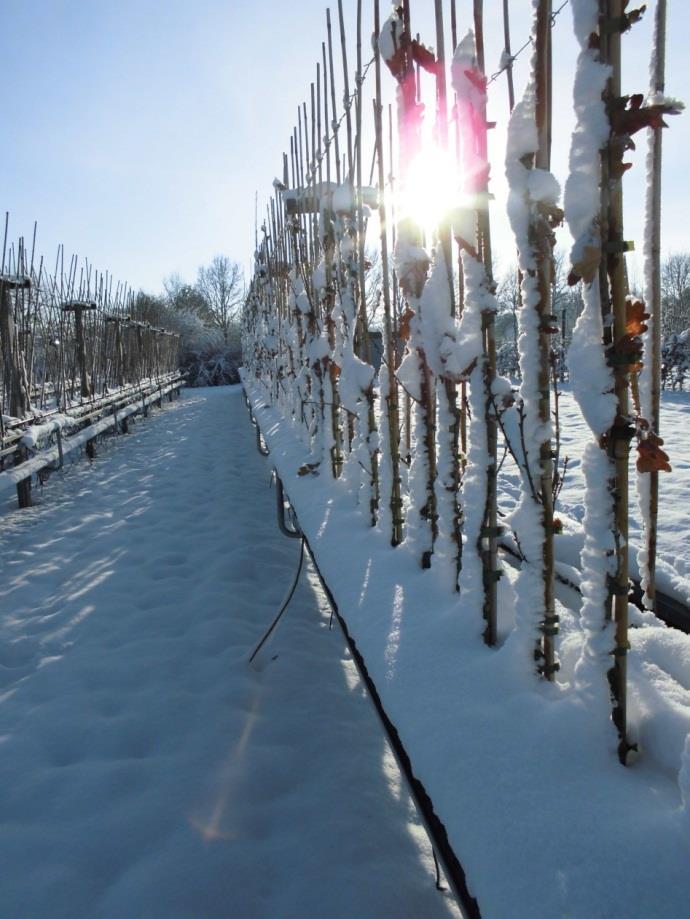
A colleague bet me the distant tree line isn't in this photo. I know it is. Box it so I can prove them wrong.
[492,250,690,389]
[493,250,582,382]
[132,255,244,386]
[659,253,690,390]
[131,247,688,390]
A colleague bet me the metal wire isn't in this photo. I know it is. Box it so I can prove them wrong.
[487,0,571,86]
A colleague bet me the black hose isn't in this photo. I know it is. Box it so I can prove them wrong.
[301,535,481,918]
[248,537,305,665]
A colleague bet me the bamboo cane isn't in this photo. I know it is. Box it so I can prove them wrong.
[502,0,516,114]
[641,0,667,613]
[534,0,558,678]
[326,10,342,185]
[473,0,500,644]
[337,0,354,179]
[599,0,632,763]
[434,0,462,582]
[392,0,438,567]
[323,25,344,476]
[356,0,379,525]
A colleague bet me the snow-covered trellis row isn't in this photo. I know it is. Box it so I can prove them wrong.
[243,1,689,915]
[1,219,184,508]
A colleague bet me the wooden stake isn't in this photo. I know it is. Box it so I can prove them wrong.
[356,0,379,525]
[326,9,342,184]
[502,0,516,112]
[600,0,632,763]
[534,0,558,678]
[642,0,667,613]
[337,0,354,179]
[435,0,462,582]
[473,0,500,645]
[374,0,403,544]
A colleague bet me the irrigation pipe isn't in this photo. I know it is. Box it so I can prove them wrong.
[248,536,306,665]
[263,459,480,918]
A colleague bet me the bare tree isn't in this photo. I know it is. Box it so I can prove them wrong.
[661,252,690,336]
[164,273,212,324]
[196,256,244,347]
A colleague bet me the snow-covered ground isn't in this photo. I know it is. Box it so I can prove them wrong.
[561,388,690,574]
[0,386,460,919]
[498,386,690,603]
[245,374,690,919]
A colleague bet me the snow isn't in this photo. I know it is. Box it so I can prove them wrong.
[572,441,617,694]
[245,372,690,919]
[0,383,181,496]
[566,290,617,437]
[396,348,423,402]
[377,7,403,66]
[238,0,690,909]
[562,5,611,279]
[496,386,690,606]
[20,414,73,449]
[393,219,430,298]
[451,32,485,115]
[0,386,462,918]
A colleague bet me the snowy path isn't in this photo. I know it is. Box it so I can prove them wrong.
[0,386,460,918]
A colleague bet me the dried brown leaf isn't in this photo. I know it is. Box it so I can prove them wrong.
[626,297,649,337]
[399,306,415,343]
[568,243,601,286]
[637,436,672,473]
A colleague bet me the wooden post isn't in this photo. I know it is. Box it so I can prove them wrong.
[1,275,32,419]
[1,275,33,507]
[16,447,32,508]
[61,299,96,399]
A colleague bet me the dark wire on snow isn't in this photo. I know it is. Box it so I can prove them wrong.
[248,536,305,665]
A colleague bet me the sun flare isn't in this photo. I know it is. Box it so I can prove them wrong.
[396,147,459,237]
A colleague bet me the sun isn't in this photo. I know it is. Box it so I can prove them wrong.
[396,146,459,238]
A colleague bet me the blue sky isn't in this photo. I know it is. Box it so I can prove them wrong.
[3,1,688,293]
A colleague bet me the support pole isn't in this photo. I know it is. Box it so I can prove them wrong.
[473,0,500,644]
[534,0,558,678]
[641,0,667,613]
[600,0,632,762]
